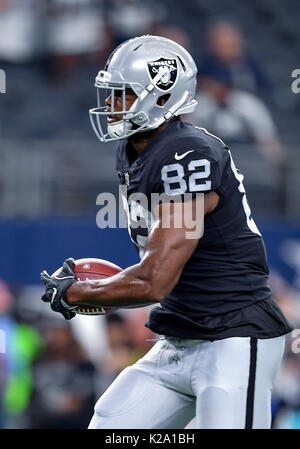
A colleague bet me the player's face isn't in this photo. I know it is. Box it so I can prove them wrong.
[105,88,137,123]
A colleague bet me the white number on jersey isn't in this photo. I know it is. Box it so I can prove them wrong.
[228,150,261,236]
[194,126,260,236]
[161,159,211,195]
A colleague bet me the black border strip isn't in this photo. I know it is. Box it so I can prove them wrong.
[245,337,258,429]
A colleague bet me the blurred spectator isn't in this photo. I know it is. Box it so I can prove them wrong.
[102,313,133,373]
[27,322,96,429]
[0,0,44,63]
[269,270,300,324]
[0,279,13,427]
[95,310,155,397]
[46,0,104,56]
[124,306,156,364]
[106,0,166,46]
[44,0,111,81]
[0,279,42,428]
[267,271,300,427]
[272,341,300,428]
[187,65,283,165]
[150,24,192,51]
[92,312,133,399]
[281,239,300,294]
[196,20,272,100]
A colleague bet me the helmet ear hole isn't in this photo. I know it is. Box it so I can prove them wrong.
[157,94,171,106]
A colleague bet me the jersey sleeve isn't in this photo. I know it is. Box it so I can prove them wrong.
[150,142,224,199]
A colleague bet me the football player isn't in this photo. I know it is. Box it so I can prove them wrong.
[40,35,292,429]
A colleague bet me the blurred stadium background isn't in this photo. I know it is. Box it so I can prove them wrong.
[0,0,300,429]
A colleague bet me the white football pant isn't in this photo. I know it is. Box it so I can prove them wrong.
[88,335,285,429]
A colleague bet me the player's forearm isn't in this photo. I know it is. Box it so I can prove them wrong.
[66,262,162,308]
[66,207,200,308]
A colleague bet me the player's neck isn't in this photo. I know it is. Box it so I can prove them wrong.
[130,118,179,154]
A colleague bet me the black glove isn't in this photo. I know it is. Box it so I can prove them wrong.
[40,258,78,320]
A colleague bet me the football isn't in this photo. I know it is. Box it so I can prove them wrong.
[52,258,122,316]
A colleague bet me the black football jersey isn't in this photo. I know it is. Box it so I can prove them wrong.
[116,118,292,339]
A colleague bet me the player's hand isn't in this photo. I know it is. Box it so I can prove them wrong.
[40,258,78,320]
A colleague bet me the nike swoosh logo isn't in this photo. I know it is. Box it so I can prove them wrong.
[174,150,195,160]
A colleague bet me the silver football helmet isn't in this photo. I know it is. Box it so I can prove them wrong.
[89,35,198,142]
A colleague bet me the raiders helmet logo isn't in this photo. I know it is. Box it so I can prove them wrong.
[147,58,178,91]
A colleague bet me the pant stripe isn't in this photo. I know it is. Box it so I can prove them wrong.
[245,337,257,429]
